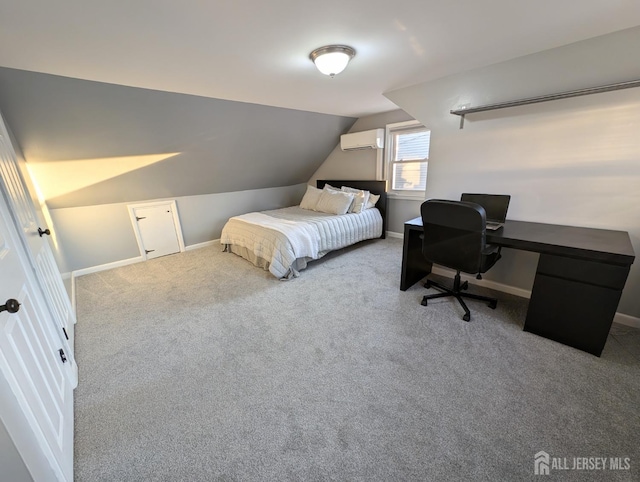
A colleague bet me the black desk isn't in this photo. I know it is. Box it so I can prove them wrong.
[401,217,635,356]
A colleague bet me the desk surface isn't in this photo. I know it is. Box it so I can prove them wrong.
[405,217,635,266]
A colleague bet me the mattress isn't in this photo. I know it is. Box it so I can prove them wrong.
[220,206,383,278]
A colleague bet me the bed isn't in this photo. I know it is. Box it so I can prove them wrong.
[220,180,388,279]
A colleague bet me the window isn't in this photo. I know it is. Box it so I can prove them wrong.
[385,121,430,195]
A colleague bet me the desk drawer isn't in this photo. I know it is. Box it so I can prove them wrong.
[525,273,622,356]
[537,254,630,290]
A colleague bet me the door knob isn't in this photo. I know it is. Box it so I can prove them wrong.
[38,227,51,237]
[0,299,20,314]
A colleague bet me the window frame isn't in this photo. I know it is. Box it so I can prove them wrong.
[383,120,430,199]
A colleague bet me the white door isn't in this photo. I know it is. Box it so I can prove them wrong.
[129,201,185,260]
[0,187,74,482]
[0,115,76,357]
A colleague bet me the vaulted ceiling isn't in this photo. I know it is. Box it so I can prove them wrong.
[1,1,639,117]
[0,2,639,209]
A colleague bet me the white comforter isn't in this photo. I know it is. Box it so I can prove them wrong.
[220,206,383,278]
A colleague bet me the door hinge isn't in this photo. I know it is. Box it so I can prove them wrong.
[145,249,155,254]
[136,216,146,221]
[58,348,67,363]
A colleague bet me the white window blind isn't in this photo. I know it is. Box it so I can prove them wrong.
[390,127,430,192]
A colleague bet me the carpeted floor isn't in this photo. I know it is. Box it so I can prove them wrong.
[74,238,640,481]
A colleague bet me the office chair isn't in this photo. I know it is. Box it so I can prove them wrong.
[420,199,501,321]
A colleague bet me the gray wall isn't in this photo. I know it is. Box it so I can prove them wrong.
[51,183,306,272]
[0,68,355,272]
[385,26,640,318]
[0,68,355,208]
[309,109,421,233]
[0,419,33,482]
[1,371,50,482]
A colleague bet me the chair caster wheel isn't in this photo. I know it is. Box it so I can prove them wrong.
[463,313,470,322]
[461,281,469,291]
[424,280,431,289]
[421,297,428,306]
[488,300,497,309]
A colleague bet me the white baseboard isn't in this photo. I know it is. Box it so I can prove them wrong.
[613,312,640,329]
[185,239,220,251]
[390,230,531,298]
[430,266,533,299]
[71,240,220,278]
[72,256,145,278]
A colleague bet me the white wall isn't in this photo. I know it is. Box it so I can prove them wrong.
[385,26,640,318]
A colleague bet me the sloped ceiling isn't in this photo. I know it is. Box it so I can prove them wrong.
[1,3,638,209]
[1,1,639,117]
[0,67,355,208]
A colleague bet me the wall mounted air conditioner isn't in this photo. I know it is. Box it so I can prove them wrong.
[340,128,384,151]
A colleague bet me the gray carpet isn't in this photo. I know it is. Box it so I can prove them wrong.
[74,238,640,481]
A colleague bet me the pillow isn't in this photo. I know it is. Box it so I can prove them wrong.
[323,183,341,192]
[341,186,370,214]
[323,184,354,212]
[366,193,380,210]
[315,189,355,215]
[299,185,323,211]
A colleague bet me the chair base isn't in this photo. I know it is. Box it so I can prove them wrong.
[421,272,497,322]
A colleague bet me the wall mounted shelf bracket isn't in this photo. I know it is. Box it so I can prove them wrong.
[450,79,640,129]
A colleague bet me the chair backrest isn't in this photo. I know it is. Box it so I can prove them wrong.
[420,199,488,274]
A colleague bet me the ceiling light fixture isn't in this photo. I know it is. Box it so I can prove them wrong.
[309,45,356,77]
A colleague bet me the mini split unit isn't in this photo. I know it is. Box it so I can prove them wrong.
[340,129,384,150]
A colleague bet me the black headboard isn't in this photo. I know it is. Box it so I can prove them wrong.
[316,180,388,239]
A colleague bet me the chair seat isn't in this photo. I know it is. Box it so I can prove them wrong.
[420,199,503,321]
[479,245,501,273]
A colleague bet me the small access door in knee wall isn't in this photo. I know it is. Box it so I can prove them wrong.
[128,200,185,260]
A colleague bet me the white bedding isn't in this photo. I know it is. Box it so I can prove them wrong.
[220,206,383,279]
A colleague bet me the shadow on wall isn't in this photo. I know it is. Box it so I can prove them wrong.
[0,66,356,209]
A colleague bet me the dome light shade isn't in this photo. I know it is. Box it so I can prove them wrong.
[310,45,356,77]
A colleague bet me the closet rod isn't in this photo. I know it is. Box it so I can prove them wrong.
[450,79,640,129]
